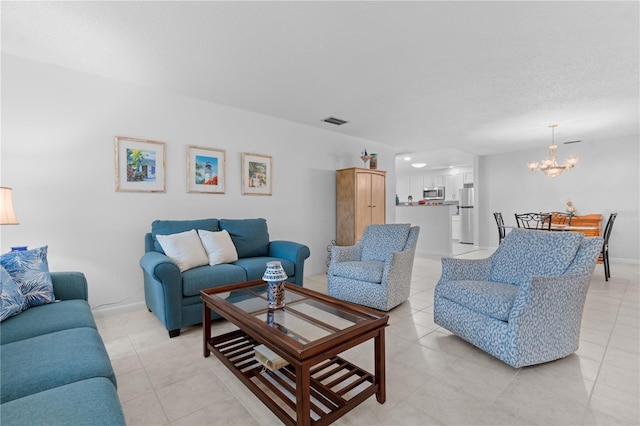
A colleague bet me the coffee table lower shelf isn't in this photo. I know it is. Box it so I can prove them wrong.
[207,329,379,426]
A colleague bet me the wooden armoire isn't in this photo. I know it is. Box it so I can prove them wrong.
[336,167,386,246]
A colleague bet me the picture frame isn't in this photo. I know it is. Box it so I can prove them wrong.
[187,145,226,194]
[241,152,272,196]
[115,136,166,192]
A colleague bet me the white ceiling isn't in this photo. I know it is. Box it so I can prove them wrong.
[2,1,638,173]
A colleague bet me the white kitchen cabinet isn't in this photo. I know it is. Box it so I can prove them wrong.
[445,175,455,200]
[425,174,444,188]
[396,175,410,201]
[409,175,424,201]
[452,214,461,240]
[463,172,474,184]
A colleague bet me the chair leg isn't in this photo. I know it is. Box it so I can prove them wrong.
[168,329,180,338]
[604,251,610,281]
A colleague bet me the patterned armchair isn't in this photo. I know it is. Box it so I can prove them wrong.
[327,224,420,311]
[434,228,603,368]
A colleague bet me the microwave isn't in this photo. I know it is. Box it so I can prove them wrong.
[423,187,445,201]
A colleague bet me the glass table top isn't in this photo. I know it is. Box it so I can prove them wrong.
[224,284,368,345]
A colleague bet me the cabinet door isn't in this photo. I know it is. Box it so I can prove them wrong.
[396,175,410,201]
[370,173,386,225]
[444,175,455,200]
[434,175,445,187]
[355,173,372,242]
[463,172,474,184]
[409,175,424,201]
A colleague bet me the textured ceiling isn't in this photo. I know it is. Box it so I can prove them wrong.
[2,1,638,172]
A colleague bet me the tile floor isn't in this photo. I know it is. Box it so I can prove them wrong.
[97,251,640,425]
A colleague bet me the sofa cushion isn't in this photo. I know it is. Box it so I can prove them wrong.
[436,279,519,322]
[198,229,239,265]
[330,260,385,283]
[361,224,410,262]
[182,264,247,297]
[233,257,295,281]
[0,327,116,403]
[0,265,24,322]
[219,218,269,258]
[0,246,54,309]
[156,229,209,272]
[488,228,583,286]
[0,377,125,426]
[151,218,219,253]
[0,299,96,345]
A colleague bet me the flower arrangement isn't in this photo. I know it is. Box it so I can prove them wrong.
[566,200,577,215]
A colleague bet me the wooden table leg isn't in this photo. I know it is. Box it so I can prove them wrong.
[375,328,386,403]
[203,301,211,357]
[296,362,311,426]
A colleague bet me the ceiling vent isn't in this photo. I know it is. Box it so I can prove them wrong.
[563,140,582,144]
[322,117,348,126]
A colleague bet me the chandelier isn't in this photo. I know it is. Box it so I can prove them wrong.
[527,124,579,178]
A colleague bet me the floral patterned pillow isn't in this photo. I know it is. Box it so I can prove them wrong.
[0,265,25,321]
[0,246,55,309]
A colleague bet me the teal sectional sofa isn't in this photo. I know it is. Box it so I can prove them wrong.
[0,272,125,425]
[140,218,311,337]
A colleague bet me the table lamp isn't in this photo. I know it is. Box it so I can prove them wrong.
[1,187,26,251]
[0,187,19,225]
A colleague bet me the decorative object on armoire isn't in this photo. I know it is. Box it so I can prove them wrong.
[241,152,272,196]
[336,168,386,246]
[359,149,371,168]
[262,261,287,309]
[369,153,378,170]
[527,124,579,178]
[115,136,166,193]
[187,145,226,194]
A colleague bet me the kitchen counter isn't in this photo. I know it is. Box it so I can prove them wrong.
[396,205,456,256]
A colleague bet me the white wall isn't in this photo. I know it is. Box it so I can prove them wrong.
[0,54,397,313]
[476,135,640,261]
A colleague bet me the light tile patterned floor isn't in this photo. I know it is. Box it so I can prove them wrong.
[97,251,640,425]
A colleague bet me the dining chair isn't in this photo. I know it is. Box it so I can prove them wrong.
[493,212,506,244]
[549,212,573,225]
[514,212,552,230]
[600,213,617,281]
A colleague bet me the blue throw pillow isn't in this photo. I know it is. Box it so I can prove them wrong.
[219,218,269,258]
[151,218,219,253]
[0,246,55,308]
[0,265,25,321]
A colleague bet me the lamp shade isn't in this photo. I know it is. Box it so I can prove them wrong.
[262,261,288,282]
[0,187,19,225]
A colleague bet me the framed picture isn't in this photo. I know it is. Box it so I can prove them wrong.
[115,136,166,192]
[187,146,226,194]
[241,152,272,196]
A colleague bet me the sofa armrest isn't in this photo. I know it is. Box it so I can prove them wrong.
[439,257,492,282]
[509,273,591,336]
[140,251,181,284]
[269,241,311,285]
[51,272,88,301]
[329,244,361,265]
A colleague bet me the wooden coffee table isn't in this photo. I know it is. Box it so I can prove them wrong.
[201,280,388,426]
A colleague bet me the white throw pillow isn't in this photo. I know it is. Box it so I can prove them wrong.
[198,229,239,265]
[156,229,209,272]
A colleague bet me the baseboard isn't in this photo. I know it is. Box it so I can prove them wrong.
[92,301,147,318]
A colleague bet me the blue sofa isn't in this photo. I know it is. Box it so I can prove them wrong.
[0,272,125,425]
[140,218,311,337]
[434,228,603,368]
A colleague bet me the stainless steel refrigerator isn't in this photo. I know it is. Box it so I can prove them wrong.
[459,188,474,244]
